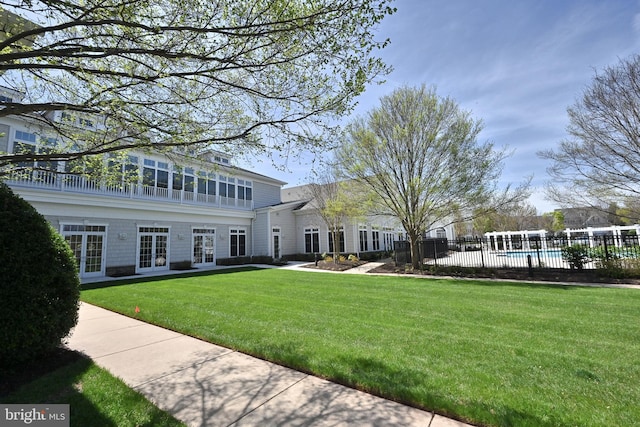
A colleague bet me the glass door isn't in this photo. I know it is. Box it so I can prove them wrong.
[193,228,216,266]
[62,224,106,278]
[272,227,281,259]
[137,227,170,273]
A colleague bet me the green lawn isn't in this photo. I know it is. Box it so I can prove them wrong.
[2,354,185,427]
[81,268,640,427]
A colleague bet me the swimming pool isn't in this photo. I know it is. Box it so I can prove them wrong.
[504,249,563,258]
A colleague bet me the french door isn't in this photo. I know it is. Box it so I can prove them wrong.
[62,224,107,278]
[193,228,216,266]
[137,226,170,273]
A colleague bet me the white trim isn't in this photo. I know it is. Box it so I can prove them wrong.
[135,225,171,273]
[191,226,217,267]
[59,222,108,278]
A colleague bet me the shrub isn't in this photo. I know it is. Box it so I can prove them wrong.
[0,183,80,367]
[561,245,590,270]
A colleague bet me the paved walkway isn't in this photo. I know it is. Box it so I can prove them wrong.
[67,302,471,427]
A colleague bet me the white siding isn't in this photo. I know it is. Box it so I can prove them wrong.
[252,211,270,256]
[271,208,298,256]
[253,181,282,208]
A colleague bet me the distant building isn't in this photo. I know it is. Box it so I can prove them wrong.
[560,207,611,229]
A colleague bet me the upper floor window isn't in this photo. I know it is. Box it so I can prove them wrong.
[108,154,139,187]
[15,130,37,143]
[143,159,169,188]
[219,175,236,199]
[237,179,253,201]
[197,171,216,196]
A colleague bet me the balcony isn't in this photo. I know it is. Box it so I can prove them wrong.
[4,170,254,210]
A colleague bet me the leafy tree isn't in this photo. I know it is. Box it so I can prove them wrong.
[0,1,394,173]
[540,54,640,222]
[472,201,539,234]
[306,164,370,262]
[541,210,565,233]
[337,85,529,269]
[0,182,80,367]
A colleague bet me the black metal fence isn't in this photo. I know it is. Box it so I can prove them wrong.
[394,238,449,265]
[394,234,640,270]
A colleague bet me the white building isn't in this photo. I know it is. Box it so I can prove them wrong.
[1,88,422,278]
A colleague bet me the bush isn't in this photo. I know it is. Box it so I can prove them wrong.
[0,183,80,367]
[561,245,590,270]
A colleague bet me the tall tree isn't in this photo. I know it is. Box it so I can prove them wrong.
[0,1,394,172]
[540,210,565,233]
[336,85,529,269]
[540,54,640,222]
[306,165,369,262]
[473,201,539,234]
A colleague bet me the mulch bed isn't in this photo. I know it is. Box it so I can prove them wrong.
[302,260,368,272]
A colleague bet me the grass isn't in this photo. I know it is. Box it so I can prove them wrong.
[1,353,185,427]
[81,267,640,427]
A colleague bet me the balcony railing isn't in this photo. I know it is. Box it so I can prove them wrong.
[4,170,254,210]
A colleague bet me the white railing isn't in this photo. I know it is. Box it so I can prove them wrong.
[4,171,254,210]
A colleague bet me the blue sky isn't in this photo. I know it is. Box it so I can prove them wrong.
[254,0,640,214]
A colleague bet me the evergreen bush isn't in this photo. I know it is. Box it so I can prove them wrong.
[0,182,80,367]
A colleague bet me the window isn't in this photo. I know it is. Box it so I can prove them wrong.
[184,167,195,192]
[15,130,37,143]
[143,159,169,189]
[228,177,235,198]
[13,140,36,171]
[237,179,253,200]
[230,228,246,257]
[197,171,217,200]
[359,226,368,252]
[108,155,139,188]
[219,175,228,197]
[372,228,380,251]
[436,228,447,239]
[328,228,345,253]
[304,227,320,253]
[172,170,183,190]
[383,228,396,251]
[78,117,94,128]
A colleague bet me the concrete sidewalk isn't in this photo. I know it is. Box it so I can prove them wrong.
[67,303,472,427]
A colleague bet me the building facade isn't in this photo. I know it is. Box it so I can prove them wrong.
[2,89,454,278]
[1,93,287,278]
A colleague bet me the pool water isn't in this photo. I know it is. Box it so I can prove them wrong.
[504,249,563,258]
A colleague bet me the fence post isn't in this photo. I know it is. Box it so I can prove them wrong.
[433,239,438,267]
[480,237,485,268]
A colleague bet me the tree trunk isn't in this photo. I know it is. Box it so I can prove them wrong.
[409,233,422,270]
